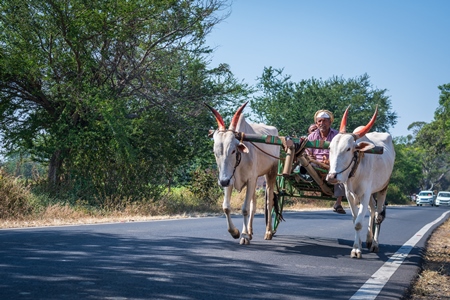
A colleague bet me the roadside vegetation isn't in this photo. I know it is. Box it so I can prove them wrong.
[0,166,338,229]
[0,167,225,228]
[404,217,450,299]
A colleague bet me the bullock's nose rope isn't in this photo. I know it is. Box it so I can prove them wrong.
[231,151,241,180]
[349,151,364,178]
[333,151,358,177]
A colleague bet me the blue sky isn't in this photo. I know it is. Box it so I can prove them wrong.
[206,0,450,137]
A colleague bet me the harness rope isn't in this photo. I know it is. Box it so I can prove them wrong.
[333,151,358,176]
[214,129,244,181]
[214,129,365,182]
[230,151,241,180]
[216,129,282,160]
[349,152,364,178]
[249,141,281,159]
[215,129,280,180]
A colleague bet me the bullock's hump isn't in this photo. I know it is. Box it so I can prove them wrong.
[361,132,392,144]
[249,123,278,135]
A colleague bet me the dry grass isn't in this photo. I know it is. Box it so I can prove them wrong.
[0,187,333,229]
[0,170,33,219]
[404,216,450,299]
[0,198,221,229]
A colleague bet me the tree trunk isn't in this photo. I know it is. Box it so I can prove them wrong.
[48,150,63,185]
[167,176,172,193]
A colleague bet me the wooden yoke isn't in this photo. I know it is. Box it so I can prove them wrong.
[234,132,384,155]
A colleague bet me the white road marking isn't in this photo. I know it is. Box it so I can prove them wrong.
[350,210,450,300]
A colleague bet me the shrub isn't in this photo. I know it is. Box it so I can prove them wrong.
[386,183,409,204]
[188,167,222,208]
[0,168,34,219]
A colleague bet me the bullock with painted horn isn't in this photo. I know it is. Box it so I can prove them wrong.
[205,102,280,244]
[326,106,395,258]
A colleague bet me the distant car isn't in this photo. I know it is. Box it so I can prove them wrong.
[416,190,436,206]
[435,191,450,207]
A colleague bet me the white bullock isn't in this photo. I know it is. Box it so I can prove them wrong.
[205,102,280,245]
[326,106,395,258]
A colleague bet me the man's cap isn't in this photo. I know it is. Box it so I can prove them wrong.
[314,109,334,123]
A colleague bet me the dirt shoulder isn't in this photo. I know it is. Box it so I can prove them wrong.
[403,215,450,299]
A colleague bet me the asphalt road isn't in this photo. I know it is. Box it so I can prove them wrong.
[0,205,449,300]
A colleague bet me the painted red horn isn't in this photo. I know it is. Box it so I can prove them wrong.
[339,105,351,133]
[353,105,378,139]
[229,101,248,131]
[204,103,226,131]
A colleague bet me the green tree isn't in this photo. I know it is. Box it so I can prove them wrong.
[389,139,423,201]
[414,83,450,191]
[250,67,397,136]
[0,0,248,201]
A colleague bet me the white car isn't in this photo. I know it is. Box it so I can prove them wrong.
[416,190,436,206]
[435,191,450,207]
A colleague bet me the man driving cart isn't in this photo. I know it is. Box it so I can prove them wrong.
[306,110,347,214]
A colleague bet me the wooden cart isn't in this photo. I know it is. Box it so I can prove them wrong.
[234,132,384,232]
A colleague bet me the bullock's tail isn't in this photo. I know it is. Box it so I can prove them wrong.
[272,192,285,222]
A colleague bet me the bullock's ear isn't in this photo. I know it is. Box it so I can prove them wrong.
[356,142,375,152]
[208,129,215,138]
[237,143,249,153]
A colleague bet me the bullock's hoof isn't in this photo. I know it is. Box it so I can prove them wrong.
[229,229,240,239]
[264,232,273,240]
[242,231,253,241]
[239,237,250,245]
[351,249,362,258]
[370,245,379,253]
[366,241,372,250]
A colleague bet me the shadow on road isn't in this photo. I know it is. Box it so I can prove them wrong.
[0,222,423,300]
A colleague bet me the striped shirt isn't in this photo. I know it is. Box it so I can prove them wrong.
[307,128,339,162]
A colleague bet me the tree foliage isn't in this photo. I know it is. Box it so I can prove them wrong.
[412,83,450,191]
[389,139,423,199]
[0,0,249,202]
[250,67,397,136]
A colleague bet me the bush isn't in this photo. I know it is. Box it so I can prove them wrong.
[0,168,34,219]
[188,167,222,208]
[386,183,409,204]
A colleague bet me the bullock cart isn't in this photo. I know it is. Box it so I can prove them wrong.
[233,132,384,233]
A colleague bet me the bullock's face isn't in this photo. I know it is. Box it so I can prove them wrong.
[327,134,377,184]
[212,131,247,187]
[327,134,355,184]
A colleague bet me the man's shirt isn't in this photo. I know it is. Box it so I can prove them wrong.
[307,128,339,162]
